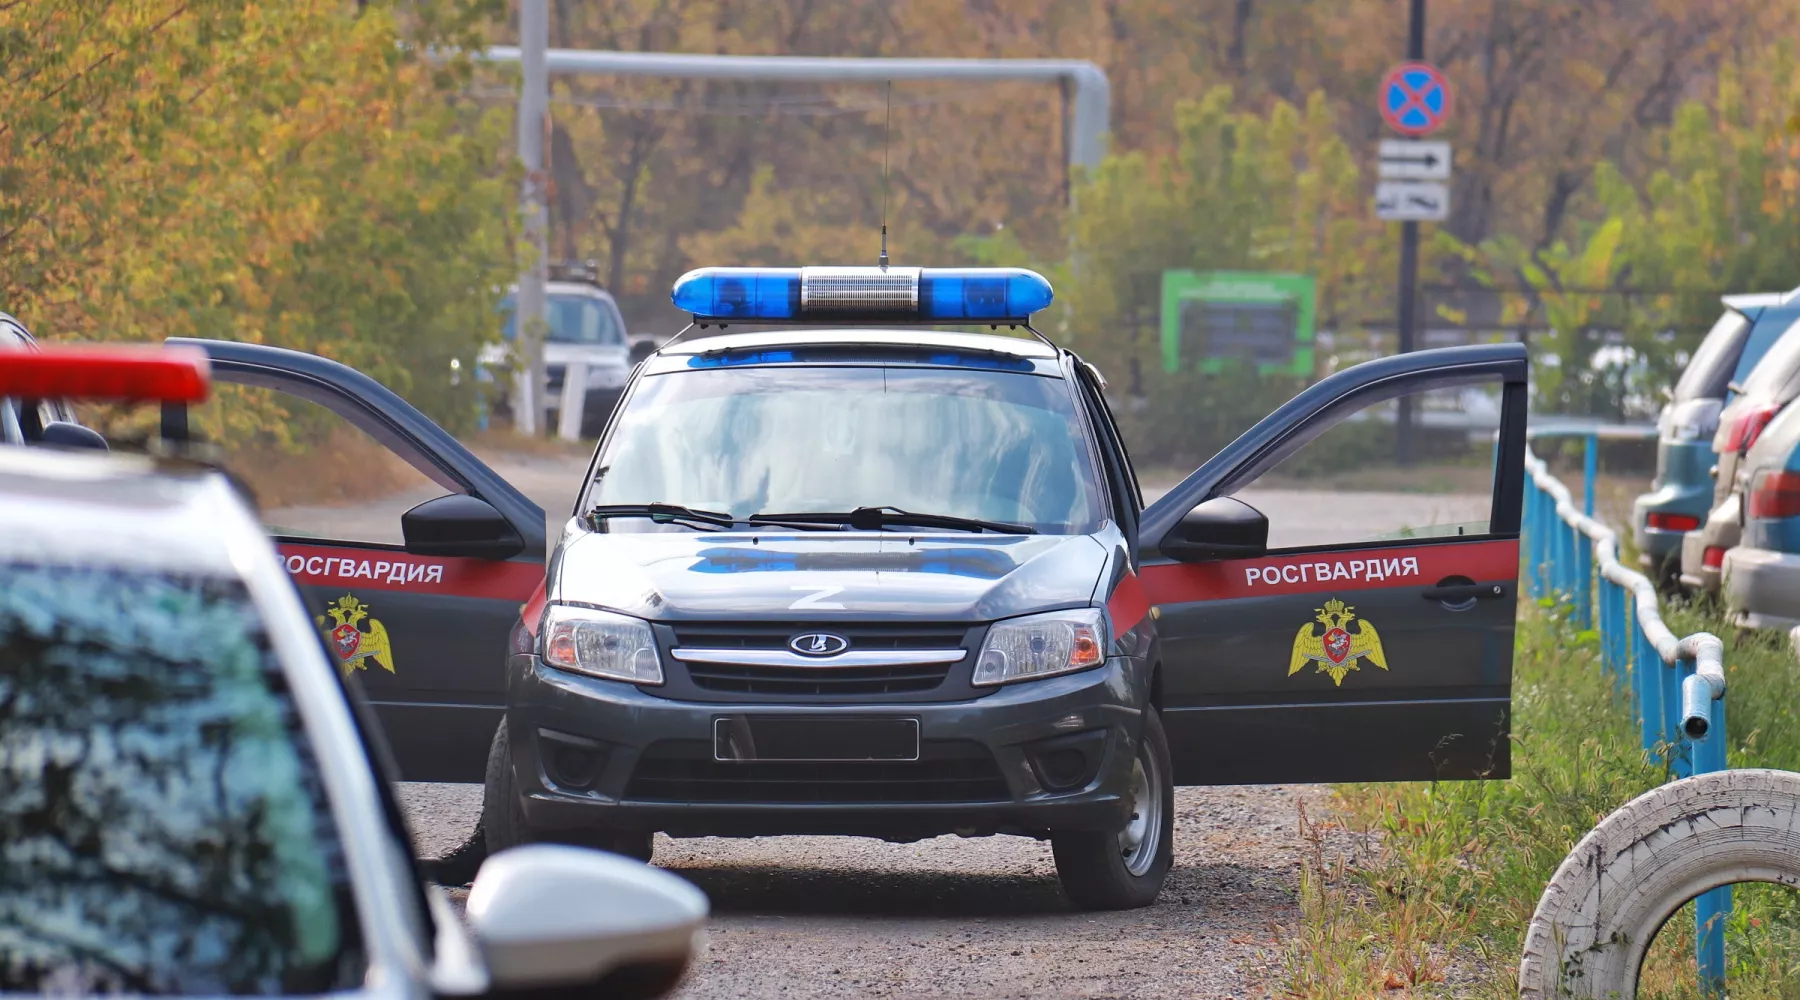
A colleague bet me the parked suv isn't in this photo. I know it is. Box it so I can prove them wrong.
[1721,396,1800,631]
[1680,316,1800,594]
[1635,289,1800,583]
[484,262,636,437]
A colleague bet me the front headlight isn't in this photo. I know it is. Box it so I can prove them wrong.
[541,605,663,685]
[972,608,1107,687]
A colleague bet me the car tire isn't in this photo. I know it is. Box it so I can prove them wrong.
[1051,706,1174,911]
[1519,768,1800,998]
[481,718,655,863]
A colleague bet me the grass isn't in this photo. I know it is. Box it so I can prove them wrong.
[1283,599,1800,998]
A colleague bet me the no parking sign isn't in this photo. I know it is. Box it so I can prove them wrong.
[1379,62,1452,137]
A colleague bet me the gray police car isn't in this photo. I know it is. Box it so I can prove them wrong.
[470,264,1531,911]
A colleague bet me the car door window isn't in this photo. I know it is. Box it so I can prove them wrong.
[1227,384,1500,550]
[190,384,465,545]
[0,561,366,995]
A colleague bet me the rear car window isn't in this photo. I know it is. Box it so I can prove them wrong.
[1740,317,1800,399]
[1674,310,1751,401]
[0,563,365,995]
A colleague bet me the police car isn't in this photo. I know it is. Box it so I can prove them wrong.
[469,264,1532,910]
[0,345,705,998]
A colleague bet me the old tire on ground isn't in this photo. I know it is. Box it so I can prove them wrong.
[1519,768,1800,999]
[482,719,655,863]
[1051,706,1174,911]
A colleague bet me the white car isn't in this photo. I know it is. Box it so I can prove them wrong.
[0,346,706,999]
[483,272,640,437]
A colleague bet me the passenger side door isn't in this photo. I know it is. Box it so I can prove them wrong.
[167,338,547,782]
[1138,344,1528,784]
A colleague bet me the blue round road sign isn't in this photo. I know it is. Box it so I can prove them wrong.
[1379,62,1451,137]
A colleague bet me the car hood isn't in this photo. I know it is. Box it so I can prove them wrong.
[476,342,629,368]
[550,529,1108,622]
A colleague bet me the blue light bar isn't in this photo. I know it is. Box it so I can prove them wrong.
[671,266,1053,324]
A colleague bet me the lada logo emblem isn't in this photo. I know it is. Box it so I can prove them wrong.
[790,632,850,657]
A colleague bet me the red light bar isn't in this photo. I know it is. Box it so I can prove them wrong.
[0,344,210,403]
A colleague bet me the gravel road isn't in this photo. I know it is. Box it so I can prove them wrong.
[378,452,1472,999]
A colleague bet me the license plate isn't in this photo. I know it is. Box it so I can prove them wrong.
[713,715,921,762]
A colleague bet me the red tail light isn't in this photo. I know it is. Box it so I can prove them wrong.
[1702,546,1726,569]
[1721,402,1782,453]
[1647,512,1701,532]
[0,344,209,403]
[1749,470,1800,520]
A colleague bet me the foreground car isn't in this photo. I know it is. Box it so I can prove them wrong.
[0,346,706,1000]
[1722,396,1800,631]
[479,263,1531,911]
[1635,289,1800,584]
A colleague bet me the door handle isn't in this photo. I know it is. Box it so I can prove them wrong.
[1420,583,1506,602]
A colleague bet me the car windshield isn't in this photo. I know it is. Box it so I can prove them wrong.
[0,562,364,995]
[502,293,625,346]
[588,364,1105,534]
[1673,310,1752,401]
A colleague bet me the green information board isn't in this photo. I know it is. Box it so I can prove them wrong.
[1160,270,1317,376]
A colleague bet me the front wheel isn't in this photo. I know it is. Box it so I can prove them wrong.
[1051,707,1174,910]
[482,719,655,863]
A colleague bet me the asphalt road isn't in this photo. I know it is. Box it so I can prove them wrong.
[369,451,1479,999]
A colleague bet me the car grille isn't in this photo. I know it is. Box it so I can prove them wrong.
[625,740,1008,804]
[669,622,970,696]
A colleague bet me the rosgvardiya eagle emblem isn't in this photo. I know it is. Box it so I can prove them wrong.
[1289,598,1387,686]
[316,594,395,676]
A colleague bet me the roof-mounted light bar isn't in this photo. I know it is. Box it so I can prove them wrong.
[671,266,1054,325]
[0,344,210,403]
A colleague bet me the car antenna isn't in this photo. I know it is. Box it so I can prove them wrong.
[878,80,891,271]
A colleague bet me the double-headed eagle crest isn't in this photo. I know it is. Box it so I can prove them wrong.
[1288,598,1387,686]
[316,595,395,676]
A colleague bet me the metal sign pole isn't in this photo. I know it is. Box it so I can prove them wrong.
[1394,0,1426,466]
[515,0,549,437]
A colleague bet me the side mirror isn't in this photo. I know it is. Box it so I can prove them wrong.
[402,494,525,560]
[1159,496,1268,563]
[629,338,657,366]
[467,845,708,1000]
[38,421,109,451]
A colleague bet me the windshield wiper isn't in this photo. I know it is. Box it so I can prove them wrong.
[588,503,736,531]
[588,503,840,532]
[747,506,1038,535]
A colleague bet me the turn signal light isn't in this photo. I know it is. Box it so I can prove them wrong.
[1646,512,1701,532]
[1748,470,1800,520]
[0,344,210,403]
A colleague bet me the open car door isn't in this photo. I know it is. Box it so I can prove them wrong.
[1137,343,1528,784]
[167,339,547,782]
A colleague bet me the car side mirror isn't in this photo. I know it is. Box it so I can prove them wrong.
[468,845,708,1000]
[629,339,657,365]
[38,421,109,451]
[1159,496,1268,563]
[403,494,525,560]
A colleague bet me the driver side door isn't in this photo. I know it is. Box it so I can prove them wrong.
[1138,343,1528,784]
[168,339,547,782]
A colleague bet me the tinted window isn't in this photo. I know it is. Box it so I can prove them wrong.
[590,365,1105,534]
[1740,318,1800,400]
[502,294,624,346]
[1674,311,1751,401]
[0,563,365,995]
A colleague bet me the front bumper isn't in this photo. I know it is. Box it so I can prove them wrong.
[1721,546,1800,632]
[506,654,1143,841]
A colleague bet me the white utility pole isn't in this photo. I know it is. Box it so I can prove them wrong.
[514,0,549,436]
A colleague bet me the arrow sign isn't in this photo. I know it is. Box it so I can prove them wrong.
[1378,140,1451,180]
[1375,181,1450,221]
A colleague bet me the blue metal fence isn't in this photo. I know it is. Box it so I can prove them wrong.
[1523,435,1730,993]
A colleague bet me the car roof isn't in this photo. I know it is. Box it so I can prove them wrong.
[0,447,248,577]
[656,327,1059,360]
